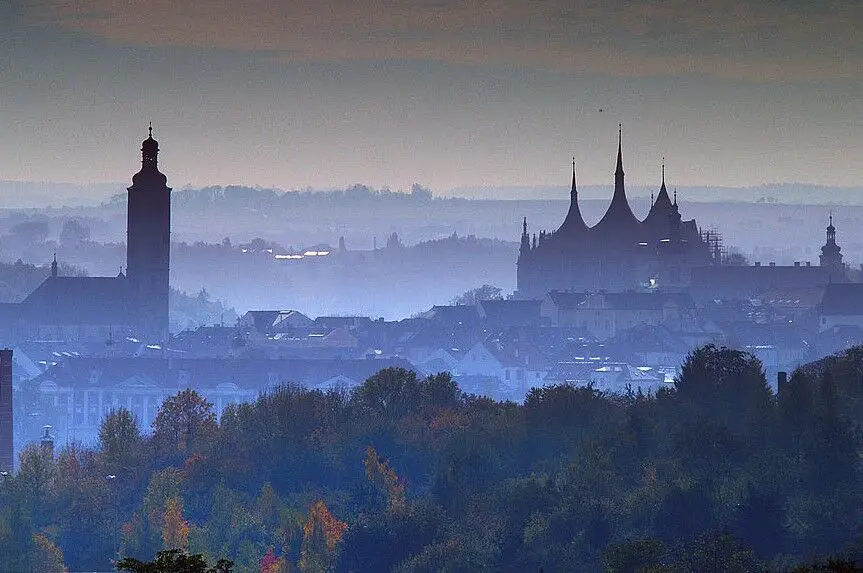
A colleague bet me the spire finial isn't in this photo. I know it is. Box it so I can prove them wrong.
[571,156,577,195]
[51,252,58,277]
[662,157,665,186]
[673,188,678,206]
[148,121,153,139]
[615,124,624,176]
[651,192,654,206]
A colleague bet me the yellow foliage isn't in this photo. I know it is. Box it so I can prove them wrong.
[161,496,190,551]
[298,500,347,572]
[363,446,406,514]
[29,533,67,573]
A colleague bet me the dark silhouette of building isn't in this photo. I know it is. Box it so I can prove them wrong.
[0,348,12,473]
[820,214,845,281]
[0,127,172,344]
[127,124,172,340]
[516,127,714,298]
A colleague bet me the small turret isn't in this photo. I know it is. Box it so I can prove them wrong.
[519,217,531,257]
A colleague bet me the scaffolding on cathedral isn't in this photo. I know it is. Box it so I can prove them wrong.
[700,228,727,264]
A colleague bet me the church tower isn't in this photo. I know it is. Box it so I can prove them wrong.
[819,214,845,281]
[127,125,171,340]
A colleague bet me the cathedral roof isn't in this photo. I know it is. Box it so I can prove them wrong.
[558,159,588,236]
[593,126,641,239]
[646,163,674,219]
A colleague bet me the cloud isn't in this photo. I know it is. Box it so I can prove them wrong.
[22,0,863,80]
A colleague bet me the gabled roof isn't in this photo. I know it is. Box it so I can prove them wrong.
[239,310,313,332]
[420,305,481,325]
[479,337,550,370]
[21,276,131,325]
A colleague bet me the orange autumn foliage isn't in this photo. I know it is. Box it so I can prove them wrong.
[303,500,347,552]
[161,496,190,550]
[298,500,347,572]
[363,446,406,514]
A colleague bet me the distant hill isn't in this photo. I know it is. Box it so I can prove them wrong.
[0,181,123,209]
[446,183,863,204]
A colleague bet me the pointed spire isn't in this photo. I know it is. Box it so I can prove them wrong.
[523,216,527,236]
[673,188,678,206]
[51,253,58,277]
[559,156,588,235]
[661,157,666,190]
[148,121,153,139]
[651,192,654,206]
[596,123,639,234]
[615,123,624,175]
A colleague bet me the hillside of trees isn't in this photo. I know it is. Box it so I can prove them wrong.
[1,345,861,572]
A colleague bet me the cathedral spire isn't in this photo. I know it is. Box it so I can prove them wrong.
[615,123,624,176]
[661,157,666,190]
[595,124,640,236]
[558,156,588,236]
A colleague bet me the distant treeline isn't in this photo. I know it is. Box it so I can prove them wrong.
[2,345,861,571]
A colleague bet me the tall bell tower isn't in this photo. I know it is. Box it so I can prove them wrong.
[126,124,171,340]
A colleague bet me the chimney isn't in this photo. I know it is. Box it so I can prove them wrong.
[0,349,12,473]
[777,371,787,396]
[40,425,54,458]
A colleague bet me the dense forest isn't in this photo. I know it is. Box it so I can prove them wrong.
[1,345,861,572]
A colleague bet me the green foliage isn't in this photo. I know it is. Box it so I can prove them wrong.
[0,349,860,571]
[117,548,233,573]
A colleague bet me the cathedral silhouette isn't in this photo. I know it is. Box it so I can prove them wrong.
[516,126,714,298]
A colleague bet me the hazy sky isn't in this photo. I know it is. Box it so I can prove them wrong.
[1,0,861,196]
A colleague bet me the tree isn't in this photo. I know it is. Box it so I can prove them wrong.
[298,501,347,573]
[674,345,773,436]
[10,219,49,244]
[152,389,218,460]
[98,408,143,471]
[162,497,190,551]
[450,284,503,305]
[59,219,91,245]
[117,549,233,573]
